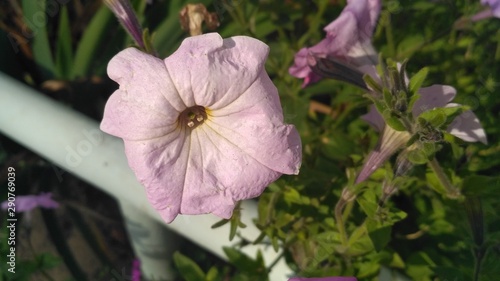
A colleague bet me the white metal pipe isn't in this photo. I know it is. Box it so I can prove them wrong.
[0,72,292,280]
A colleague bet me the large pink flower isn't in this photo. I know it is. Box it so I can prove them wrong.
[101,33,302,223]
[289,0,381,87]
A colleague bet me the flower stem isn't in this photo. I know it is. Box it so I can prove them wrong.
[428,158,461,199]
[335,199,349,247]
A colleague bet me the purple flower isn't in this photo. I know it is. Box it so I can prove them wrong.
[356,84,487,183]
[131,259,141,281]
[104,0,145,49]
[481,0,500,17]
[100,33,302,223]
[288,277,357,281]
[289,0,381,87]
[1,193,59,213]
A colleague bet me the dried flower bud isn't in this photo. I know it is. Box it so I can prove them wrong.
[179,3,219,36]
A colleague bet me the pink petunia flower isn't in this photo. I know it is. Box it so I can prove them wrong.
[288,277,357,281]
[1,192,59,213]
[289,0,381,87]
[100,33,302,223]
[356,84,487,183]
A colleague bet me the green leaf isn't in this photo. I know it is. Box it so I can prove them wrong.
[409,67,429,95]
[418,108,447,128]
[173,252,206,281]
[22,0,55,80]
[363,74,383,93]
[380,108,407,131]
[382,88,393,108]
[55,5,73,79]
[366,219,392,252]
[206,267,219,281]
[223,248,267,276]
[407,149,428,164]
[71,5,114,78]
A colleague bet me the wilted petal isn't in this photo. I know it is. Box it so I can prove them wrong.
[289,48,323,86]
[446,104,488,144]
[412,85,456,117]
[289,0,381,87]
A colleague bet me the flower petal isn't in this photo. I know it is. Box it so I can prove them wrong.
[446,105,488,144]
[206,71,302,175]
[101,48,184,140]
[412,85,457,117]
[361,105,385,132]
[123,129,189,223]
[1,193,59,213]
[179,126,282,218]
[164,33,269,110]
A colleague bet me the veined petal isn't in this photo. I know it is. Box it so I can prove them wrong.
[101,48,184,140]
[164,33,269,110]
[446,104,488,144]
[206,71,302,175]
[179,126,282,218]
[356,126,410,183]
[413,85,457,117]
[123,128,188,223]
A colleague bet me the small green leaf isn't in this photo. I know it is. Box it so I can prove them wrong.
[22,0,55,80]
[205,267,219,281]
[382,88,393,108]
[71,6,114,78]
[418,108,447,128]
[407,149,428,164]
[408,93,421,112]
[211,219,229,229]
[366,219,392,252]
[55,5,73,79]
[173,252,206,281]
[383,113,407,131]
[363,74,383,93]
[409,67,429,95]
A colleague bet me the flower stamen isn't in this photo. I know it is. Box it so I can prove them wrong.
[179,106,207,130]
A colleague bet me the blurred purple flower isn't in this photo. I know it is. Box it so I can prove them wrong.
[288,277,357,281]
[481,0,500,17]
[101,33,302,223]
[1,193,59,213]
[289,0,381,87]
[356,84,487,183]
[104,0,145,48]
[131,259,141,281]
